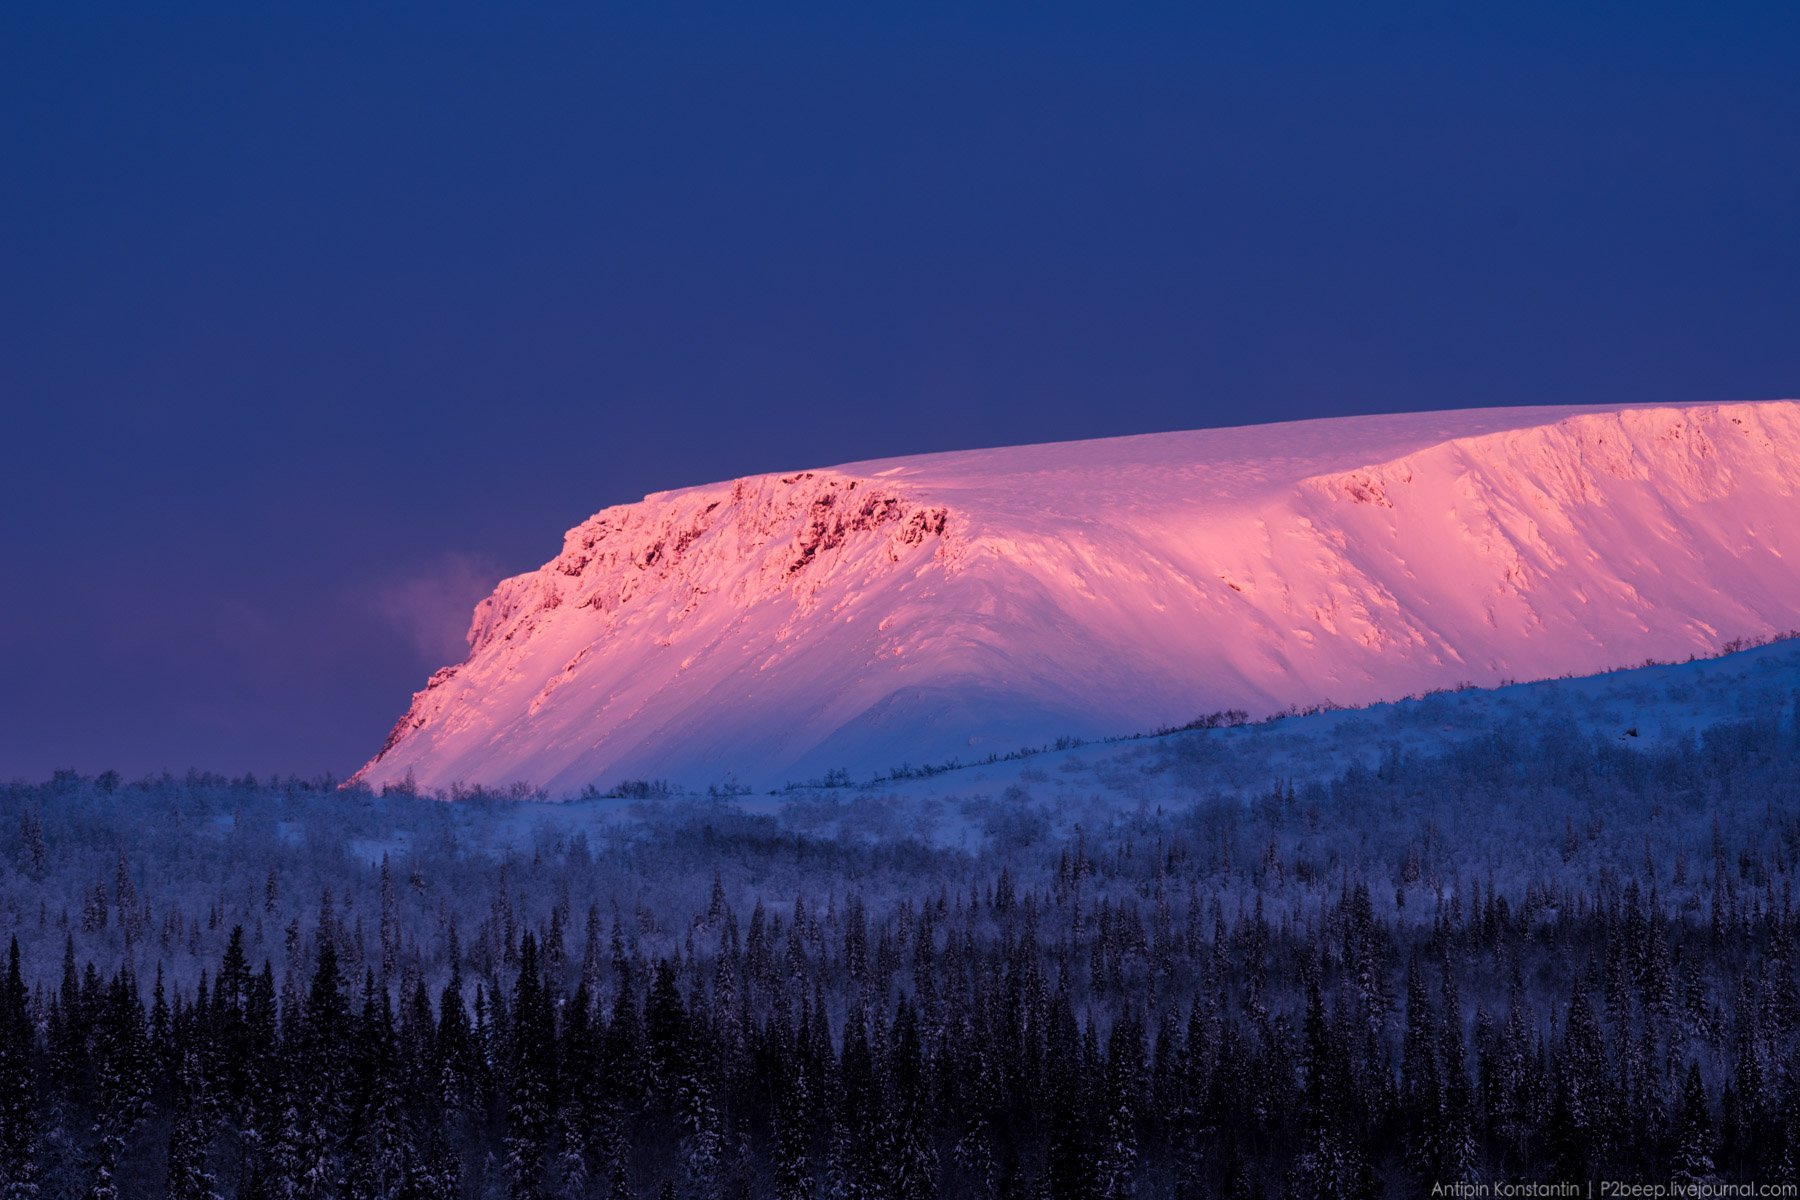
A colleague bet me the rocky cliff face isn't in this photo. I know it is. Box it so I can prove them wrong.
[355,400,1800,793]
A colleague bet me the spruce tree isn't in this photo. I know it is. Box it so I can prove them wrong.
[166,1051,222,1200]
[506,933,554,1200]
[1671,1063,1715,1184]
[0,940,38,1200]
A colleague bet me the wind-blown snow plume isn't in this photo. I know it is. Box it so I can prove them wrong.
[355,400,1800,792]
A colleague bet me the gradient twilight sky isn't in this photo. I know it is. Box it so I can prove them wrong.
[2,2,1797,780]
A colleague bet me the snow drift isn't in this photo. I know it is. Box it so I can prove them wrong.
[354,400,1800,792]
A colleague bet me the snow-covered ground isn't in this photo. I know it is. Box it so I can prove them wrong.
[413,632,1800,855]
[357,400,1800,792]
[836,631,1800,837]
[8,635,1798,993]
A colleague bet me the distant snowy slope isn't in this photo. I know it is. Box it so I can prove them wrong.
[852,633,1800,828]
[361,630,1800,859]
[355,400,1800,792]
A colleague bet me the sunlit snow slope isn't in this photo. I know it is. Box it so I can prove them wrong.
[355,400,1800,792]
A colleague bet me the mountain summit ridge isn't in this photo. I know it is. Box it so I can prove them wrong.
[355,399,1800,791]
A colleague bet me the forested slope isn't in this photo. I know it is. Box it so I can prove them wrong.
[4,649,1800,1195]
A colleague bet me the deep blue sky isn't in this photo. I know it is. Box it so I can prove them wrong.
[3,2,1797,780]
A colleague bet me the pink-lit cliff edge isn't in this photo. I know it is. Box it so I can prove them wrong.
[356,401,1800,792]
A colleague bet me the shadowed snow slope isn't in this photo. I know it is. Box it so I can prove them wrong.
[354,400,1800,792]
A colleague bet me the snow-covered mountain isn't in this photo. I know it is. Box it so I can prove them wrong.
[355,400,1800,793]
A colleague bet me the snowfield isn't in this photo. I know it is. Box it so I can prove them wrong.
[376,630,1800,856]
[355,400,1800,793]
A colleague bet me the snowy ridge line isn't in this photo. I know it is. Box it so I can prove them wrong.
[358,627,1800,806]
[355,399,1800,792]
[831,626,1800,792]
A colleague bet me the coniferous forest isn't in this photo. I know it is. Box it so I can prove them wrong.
[3,702,1800,1198]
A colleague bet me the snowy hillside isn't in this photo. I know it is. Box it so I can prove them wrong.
[355,400,1800,792]
[807,631,1800,848]
[375,631,1800,852]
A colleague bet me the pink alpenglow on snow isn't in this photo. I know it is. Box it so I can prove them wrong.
[354,400,1800,793]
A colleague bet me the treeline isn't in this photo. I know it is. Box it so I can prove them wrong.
[3,856,1798,1199]
[3,698,1799,1195]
